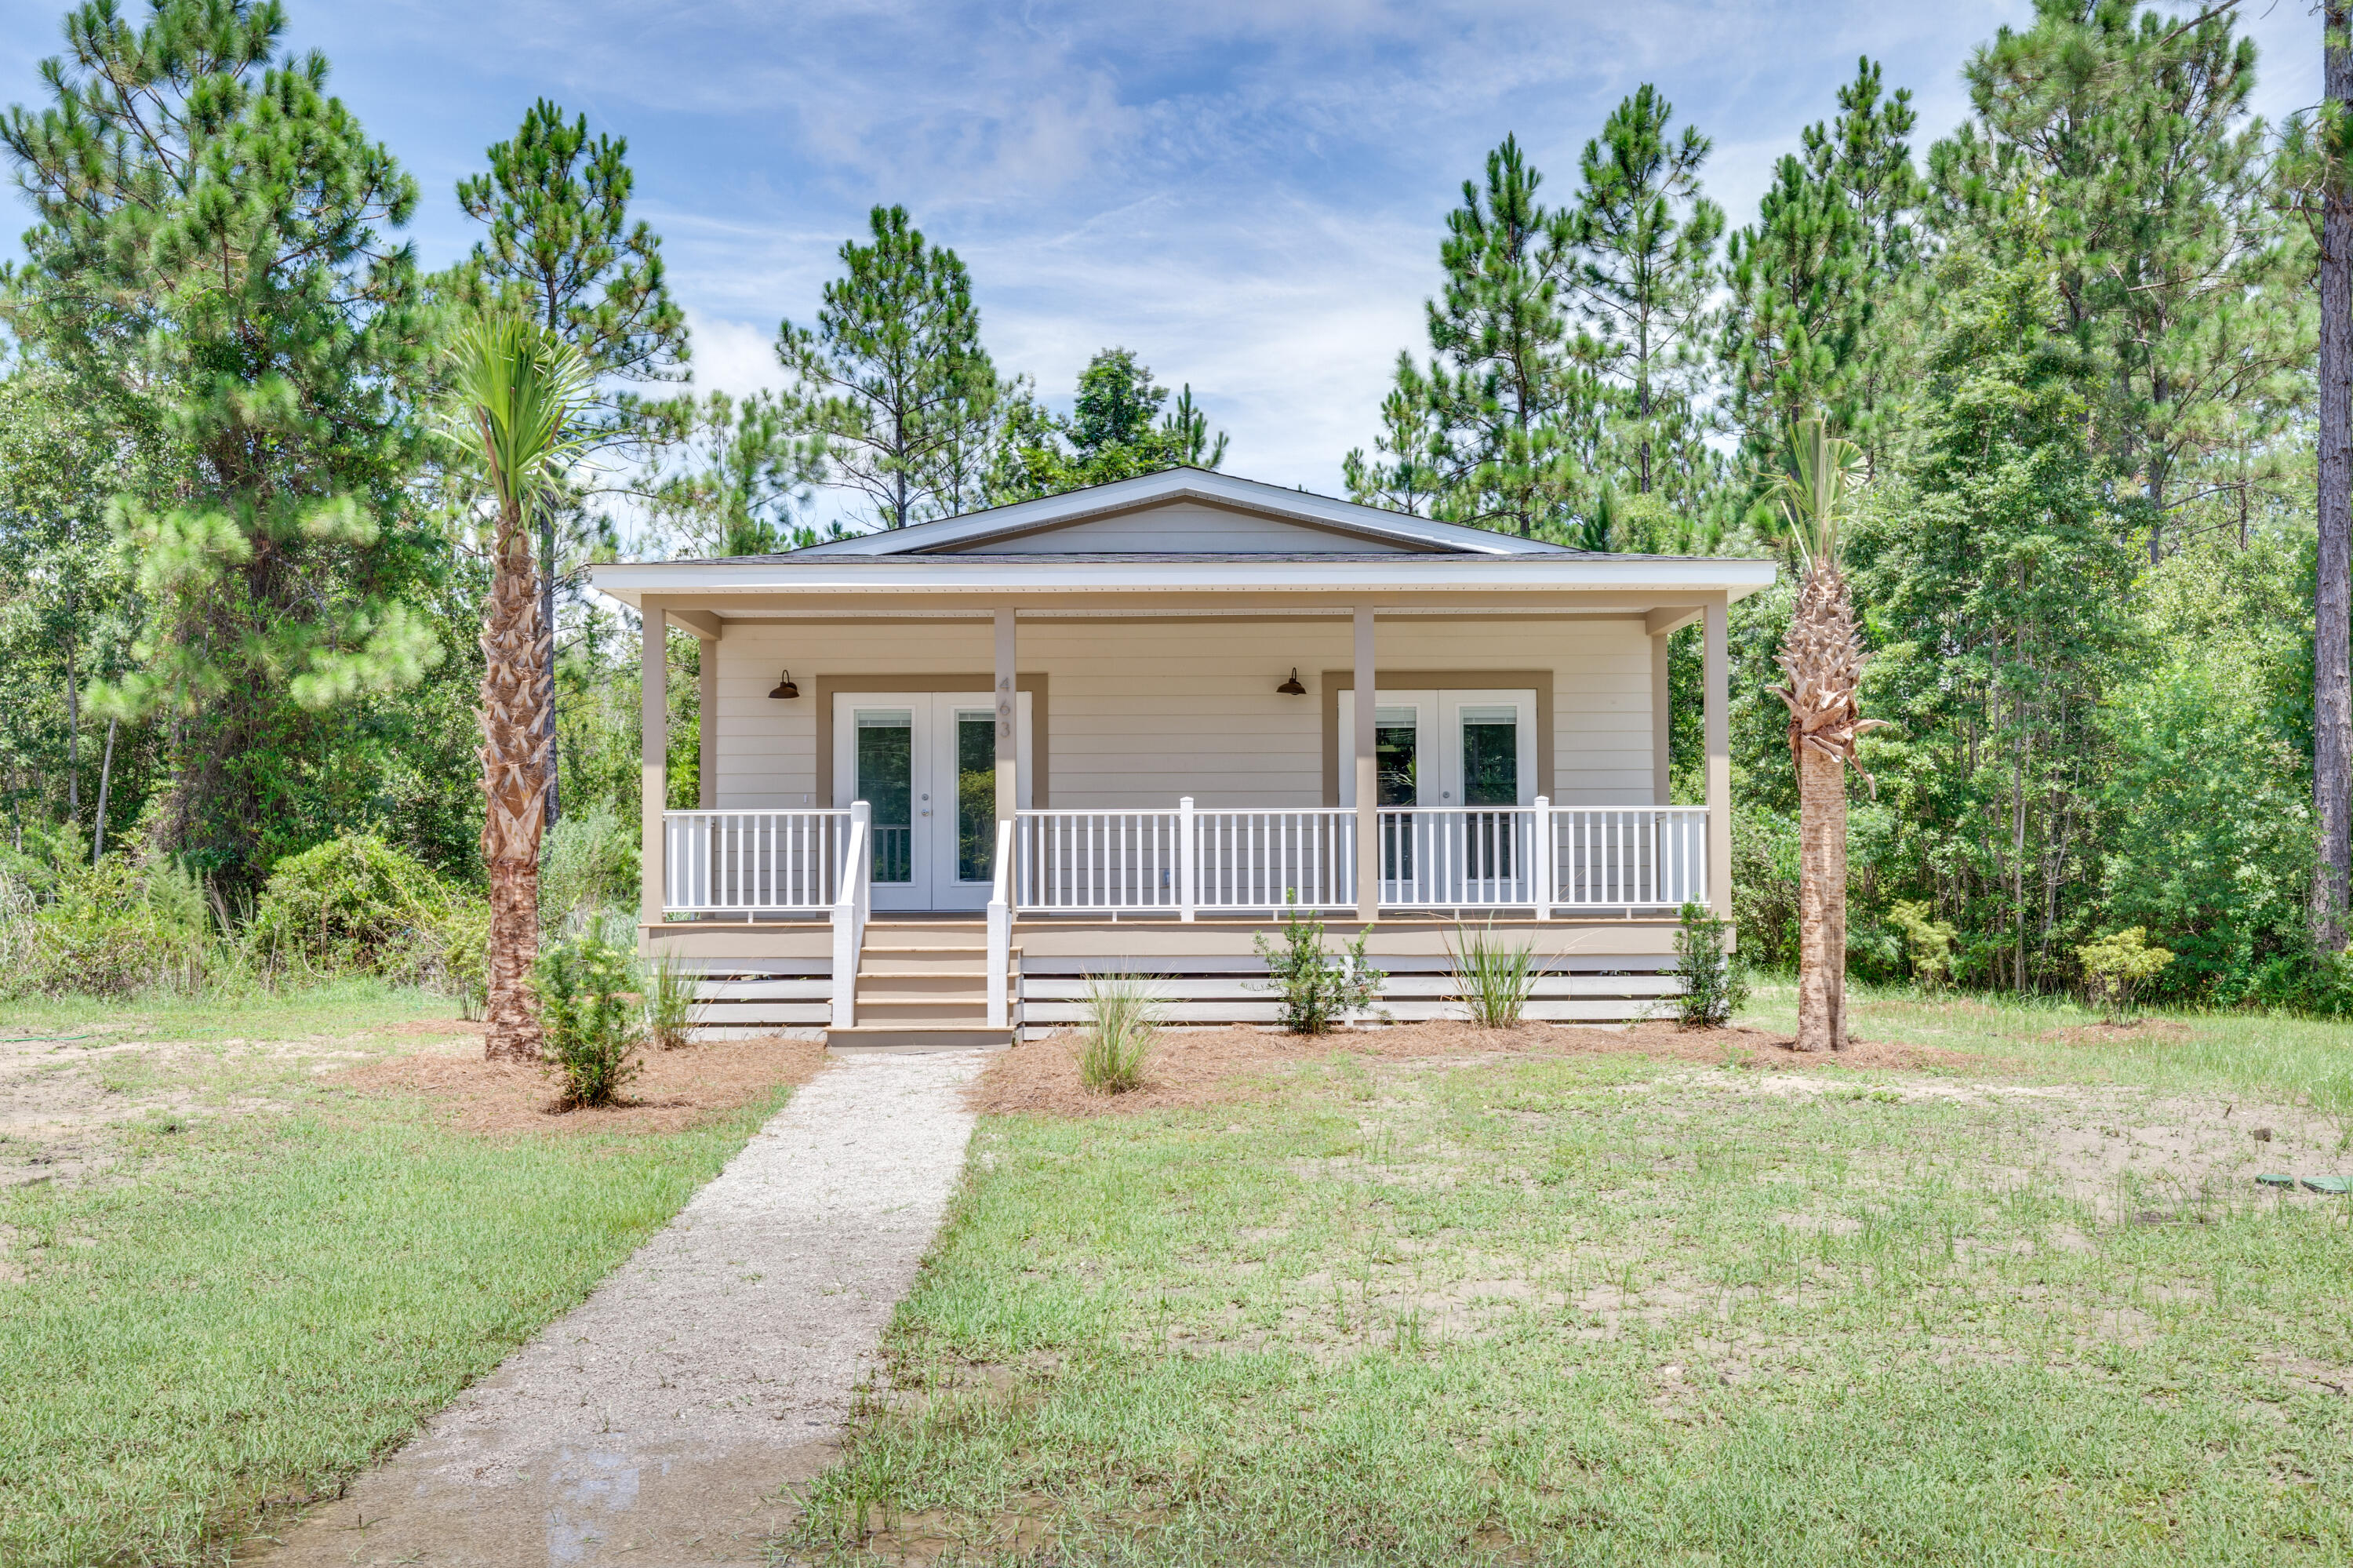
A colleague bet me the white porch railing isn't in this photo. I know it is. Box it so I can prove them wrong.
[664,809,851,914]
[1005,799,1708,916]
[662,800,1711,930]
[1553,806,1708,909]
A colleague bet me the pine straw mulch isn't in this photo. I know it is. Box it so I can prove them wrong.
[335,1032,828,1136]
[971,1019,1998,1119]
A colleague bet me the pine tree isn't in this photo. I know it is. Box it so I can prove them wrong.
[1,0,436,880]
[454,98,688,826]
[1932,0,2299,562]
[2284,2,2353,947]
[1358,137,1600,537]
[776,206,1000,529]
[1803,57,1927,461]
[1718,155,1869,482]
[1569,85,1725,501]
[984,348,1229,502]
[646,391,834,557]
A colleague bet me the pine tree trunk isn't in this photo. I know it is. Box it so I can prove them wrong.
[2317,1,2353,951]
[481,496,549,1061]
[1794,735,1848,1051]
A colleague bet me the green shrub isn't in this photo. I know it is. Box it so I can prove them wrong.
[1449,922,1539,1028]
[539,806,639,930]
[15,857,218,997]
[1078,973,1162,1093]
[2078,927,2173,1023]
[1887,900,1958,991]
[1251,895,1383,1034]
[529,928,645,1108]
[248,835,453,978]
[1671,901,1747,1028]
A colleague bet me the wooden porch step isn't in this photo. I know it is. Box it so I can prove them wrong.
[826,1024,1013,1054]
[858,947,999,973]
[856,997,991,1023]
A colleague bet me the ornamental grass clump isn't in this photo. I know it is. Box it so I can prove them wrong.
[644,951,702,1051]
[1251,893,1383,1035]
[1449,922,1539,1028]
[1078,973,1162,1094]
[529,928,644,1108]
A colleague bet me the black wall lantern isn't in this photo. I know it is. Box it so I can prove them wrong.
[1277,668,1306,696]
[769,669,800,700]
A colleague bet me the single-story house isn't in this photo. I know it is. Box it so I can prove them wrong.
[589,467,1774,1048]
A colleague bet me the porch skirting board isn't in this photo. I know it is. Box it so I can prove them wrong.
[658,942,1686,1037]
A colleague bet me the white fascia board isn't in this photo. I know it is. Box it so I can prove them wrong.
[785,469,1562,557]
[592,555,1777,607]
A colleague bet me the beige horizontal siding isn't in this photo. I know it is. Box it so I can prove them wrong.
[707,614,1659,810]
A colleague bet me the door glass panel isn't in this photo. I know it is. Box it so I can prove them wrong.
[1374,708,1419,806]
[1459,706,1518,880]
[856,711,913,883]
[1459,708,1518,805]
[955,711,995,883]
[1376,707,1417,880]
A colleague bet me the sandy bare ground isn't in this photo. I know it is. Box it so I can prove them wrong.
[247,1049,988,1568]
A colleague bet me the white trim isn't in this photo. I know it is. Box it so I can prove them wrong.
[780,469,1563,558]
[592,555,1776,605]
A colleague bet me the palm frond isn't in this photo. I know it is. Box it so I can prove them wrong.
[1767,417,1868,572]
[438,314,597,525]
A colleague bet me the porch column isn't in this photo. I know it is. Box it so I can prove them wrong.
[1651,629,1671,806]
[1704,596,1731,918]
[994,609,1018,821]
[640,598,667,934]
[697,628,718,809]
[1353,605,1377,923]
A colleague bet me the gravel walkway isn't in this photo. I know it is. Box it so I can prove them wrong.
[252,1049,987,1567]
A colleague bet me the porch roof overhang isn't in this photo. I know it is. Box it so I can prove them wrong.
[591,551,1777,615]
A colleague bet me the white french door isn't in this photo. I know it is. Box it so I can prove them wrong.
[833,693,1033,911]
[1335,689,1537,808]
[1338,688,1538,900]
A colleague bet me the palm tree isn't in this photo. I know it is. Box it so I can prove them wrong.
[443,316,594,1060]
[1768,419,1882,1051]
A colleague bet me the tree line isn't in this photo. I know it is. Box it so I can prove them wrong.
[0,0,2344,1012]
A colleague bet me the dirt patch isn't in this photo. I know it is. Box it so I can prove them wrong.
[973,1020,1995,1117]
[335,1036,828,1135]
[2041,1018,2194,1047]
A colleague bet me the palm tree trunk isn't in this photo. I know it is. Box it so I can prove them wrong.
[482,496,550,1060]
[1794,734,1848,1051]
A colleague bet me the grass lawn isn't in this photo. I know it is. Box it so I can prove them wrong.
[790,988,2353,1566]
[0,983,802,1568]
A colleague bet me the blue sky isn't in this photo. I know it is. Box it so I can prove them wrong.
[0,1,2325,497]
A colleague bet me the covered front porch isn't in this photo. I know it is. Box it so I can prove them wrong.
[591,469,1772,1043]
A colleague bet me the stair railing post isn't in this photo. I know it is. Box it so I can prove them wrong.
[1178,796,1197,922]
[987,817,1014,1030]
[832,800,870,1029]
[1533,795,1552,921]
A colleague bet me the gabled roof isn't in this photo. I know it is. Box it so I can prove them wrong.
[780,468,1577,558]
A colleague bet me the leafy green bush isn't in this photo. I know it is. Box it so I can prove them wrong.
[529,928,645,1108]
[1449,922,1539,1028]
[248,835,454,978]
[1887,900,1958,991]
[539,805,639,930]
[2077,928,2173,1023]
[13,857,219,997]
[1251,895,1383,1034]
[1671,901,1747,1028]
[1078,973,1162,1093]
